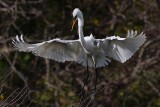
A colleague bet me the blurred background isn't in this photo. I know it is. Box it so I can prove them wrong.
[0,0,160,107]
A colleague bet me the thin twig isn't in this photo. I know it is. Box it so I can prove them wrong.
[17,90,30,107]
[4,54,28,87]
[0,88,19,106]
[7,87,28,106]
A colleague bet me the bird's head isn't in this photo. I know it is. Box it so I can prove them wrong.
[71,8,84,31]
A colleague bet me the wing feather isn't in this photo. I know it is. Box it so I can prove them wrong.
[12,35,83,62]
[99,30,146,63]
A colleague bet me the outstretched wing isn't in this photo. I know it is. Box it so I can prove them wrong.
[98,30,146,63]
[12,35,84,62]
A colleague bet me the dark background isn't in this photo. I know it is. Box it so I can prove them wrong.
[0,0,160,107]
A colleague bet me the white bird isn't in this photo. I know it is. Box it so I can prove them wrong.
[12,8,146,68]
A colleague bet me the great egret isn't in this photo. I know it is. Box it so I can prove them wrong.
[12,8,146,97]
[12,8,146,68]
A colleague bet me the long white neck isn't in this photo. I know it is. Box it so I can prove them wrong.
[78,25,85,45]
[77,15,87,50]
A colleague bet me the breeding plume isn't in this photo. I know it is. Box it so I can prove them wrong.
[12,8,146,68]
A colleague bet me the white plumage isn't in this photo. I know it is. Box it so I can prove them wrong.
[12,8,146,68]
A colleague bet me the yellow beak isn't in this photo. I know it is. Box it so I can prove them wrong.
[71,18,77,31]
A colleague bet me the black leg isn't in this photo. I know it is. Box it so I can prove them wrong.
[80,58,89,101]
[94,64,98,92]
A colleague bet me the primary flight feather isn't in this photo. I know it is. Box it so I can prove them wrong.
[12,8,146,68]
